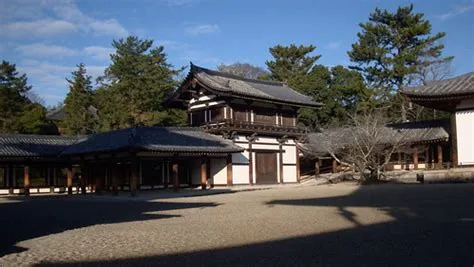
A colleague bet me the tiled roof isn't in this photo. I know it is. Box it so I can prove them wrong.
[0,134,79,157]
[403,72,474,97]
[60,127,244,155]
[171,63,321,108]
[0,127,243,158]
[46,105,99,121]
[300,120,450,156]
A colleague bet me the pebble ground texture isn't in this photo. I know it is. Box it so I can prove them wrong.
[1,183,474,266]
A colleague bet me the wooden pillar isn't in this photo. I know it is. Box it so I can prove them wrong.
[450,113,458,167]
[437,144,443,168]
[94,165,103,195]
[226,153,233,186]
[7,165,13,194]
[66,166,73,195]
[296,147,300,183]
[163,162,169,189]
[24,165,30,196]
[315,158,321,175]
[279,143,284,184]
[172,162,179,191]
[81,164,87,195]
[130,158,138,196]
[201,157,207,190]
[248,143,254,185]
[111,163,118,195]
[413,146,419,170]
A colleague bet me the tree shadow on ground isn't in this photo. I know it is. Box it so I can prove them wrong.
[0,194,218,257]
[36,184,474,266]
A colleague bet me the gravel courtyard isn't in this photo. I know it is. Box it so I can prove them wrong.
[1,183,474,266]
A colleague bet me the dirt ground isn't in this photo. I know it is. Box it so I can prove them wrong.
[1,183,473,266]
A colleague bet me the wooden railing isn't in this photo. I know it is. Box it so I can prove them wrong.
[201,119,308,136]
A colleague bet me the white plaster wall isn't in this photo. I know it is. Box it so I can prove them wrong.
[283,166,297,182]
[210,158,227,185]
[254,137,279,144]
[233,165,250,184]
[456,110,474,165]
[283,145,296,164]
[252,143,280,150]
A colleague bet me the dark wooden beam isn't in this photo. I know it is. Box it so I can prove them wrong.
[172,162,179,192]
[24,165,30,196]
[81,164,87,195]
[226,153,233,186]
[450,113,458,167]
[279,143,284,184]
[130,158,138,196]
[437,144,444,168]
[296,147,300,182]
[201,157,207,190]
[413,146,419,170]
[66,166,73,195]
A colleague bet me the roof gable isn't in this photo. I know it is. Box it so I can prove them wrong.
[167,63,322,108]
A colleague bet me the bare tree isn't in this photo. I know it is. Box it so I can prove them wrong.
[217,62,269,79]
[26,91,46,106]
[322,108,415,182]
[407,57,453,120]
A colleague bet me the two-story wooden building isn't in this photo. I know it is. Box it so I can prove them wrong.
[166,63,322,185]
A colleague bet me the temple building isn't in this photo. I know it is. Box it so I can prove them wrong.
[402,71,474,167]
[300,71,474,173]
[0,64,321,195]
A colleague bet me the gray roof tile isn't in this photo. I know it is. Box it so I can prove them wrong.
[188,64,321,107]
[403,72,474,97]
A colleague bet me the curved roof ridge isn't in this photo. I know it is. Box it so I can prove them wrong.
[190,63,285,86]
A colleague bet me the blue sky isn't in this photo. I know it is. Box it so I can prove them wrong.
[1,0,473,106]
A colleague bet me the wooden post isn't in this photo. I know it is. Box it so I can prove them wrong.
[413,146,419,170]
[7,165,13,195]
[130,158,138,196]
[315,158,320,175]
[94,165,103,195]
[81,164,87,195]
[279,143,284,184]
[24,165,30,196]
[201,157,207,190]
[226,153,233,186]
[437,144,443,168]
[332,159,337,173]
[172,162,179,191]
[66,166,73,195]
[248,143,253,185]
[296,147,300,183]
[450,113,458,167]
[111,163,118,195]
[163,162,169,189]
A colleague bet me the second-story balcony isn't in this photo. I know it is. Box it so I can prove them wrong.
[200,119,309,137]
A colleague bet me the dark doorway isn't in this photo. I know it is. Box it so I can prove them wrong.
[255,152,278,184]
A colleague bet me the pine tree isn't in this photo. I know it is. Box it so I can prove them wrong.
[97,36,185,129]
[63,63,97,135]
[348,4,452,121]
[0,61,32,132]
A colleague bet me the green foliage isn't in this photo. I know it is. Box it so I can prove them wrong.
[0,61,54,134]
[63,63,98,135]
[265,45,372,129]
[0,61,32,132]
[96,36,185,129]
[348,4,451,121]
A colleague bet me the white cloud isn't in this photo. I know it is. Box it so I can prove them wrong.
[84,46,115,61]
[1,0,128,38]
[0,19,76,38]
[186,24,220,35]
[435,3,474,21]
[16,43,77,58]
[325,41,341,50]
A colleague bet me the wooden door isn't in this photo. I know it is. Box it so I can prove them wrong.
[255,152,278,184]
